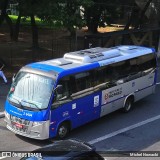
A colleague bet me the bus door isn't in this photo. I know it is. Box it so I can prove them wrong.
[49,91,101,138]
[70,91,101,128]
[69,73,101,128]
[49,97,72,138]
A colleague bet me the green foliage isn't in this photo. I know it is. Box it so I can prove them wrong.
[9,15,40,24]
[8,15,63,28]
[34,0,93,34]
[83,0,127,32]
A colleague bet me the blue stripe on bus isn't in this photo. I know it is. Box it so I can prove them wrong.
[27,63,64,73]
[5,100,49,121]
[151,47,155,53]
[135,84,155,92]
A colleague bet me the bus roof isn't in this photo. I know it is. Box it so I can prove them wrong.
[26,45,155,78]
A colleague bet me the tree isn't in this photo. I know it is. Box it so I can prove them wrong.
[0,0,14,38]
[0,0,9,25]
[19,0,40,48]
[59,0,87,36]
[84,0,104,33]
[39,0,93,36]
[83,0,124,33]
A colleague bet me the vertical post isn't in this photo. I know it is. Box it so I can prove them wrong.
[84,36,88,49]
[51,39,53,58]
[51,26,54,58]
[157,31,160,58]
[52,29,53,58]
[101,37,104,47]
[69,36,71,52]
[10,42,13,66]
[75,28,77,51]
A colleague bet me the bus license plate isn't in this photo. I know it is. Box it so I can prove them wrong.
[14,123,24,129]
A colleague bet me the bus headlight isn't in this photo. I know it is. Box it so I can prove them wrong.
[5,111,10,119]
[32,121,43,126]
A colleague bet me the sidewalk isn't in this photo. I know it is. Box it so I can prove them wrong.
[0,79,11,118]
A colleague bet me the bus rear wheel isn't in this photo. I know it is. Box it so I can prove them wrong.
[57,122,69,139]
[122,97,133,113]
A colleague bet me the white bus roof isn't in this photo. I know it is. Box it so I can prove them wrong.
[40,45,154,70]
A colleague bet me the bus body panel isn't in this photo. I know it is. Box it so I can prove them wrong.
[49,91,102,138]
[5,101,50,139]
[100,72,155,116]
[4,45,157,139]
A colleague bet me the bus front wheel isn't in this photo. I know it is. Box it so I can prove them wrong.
[122,97,133,113]
[57,122,69,139]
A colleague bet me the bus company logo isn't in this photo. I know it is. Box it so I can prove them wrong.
[63,111,69,117]
[105,87,122,99]
[105,93,109,100]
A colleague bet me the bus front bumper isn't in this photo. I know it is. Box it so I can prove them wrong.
[4,111,50,140]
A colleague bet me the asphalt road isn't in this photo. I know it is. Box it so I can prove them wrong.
[0,67,160,160]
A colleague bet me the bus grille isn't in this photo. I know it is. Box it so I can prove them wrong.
[10,115,30,133]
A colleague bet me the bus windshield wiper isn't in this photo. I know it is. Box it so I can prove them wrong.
[21,100,41,110]
[9,96,21,105]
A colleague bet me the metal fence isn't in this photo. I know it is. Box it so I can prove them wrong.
[84,27,160,51]
[0,36,84,72]
[1,26,160,76]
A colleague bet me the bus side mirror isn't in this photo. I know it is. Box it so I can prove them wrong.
[12,74,16,82]
[55,85,63,94]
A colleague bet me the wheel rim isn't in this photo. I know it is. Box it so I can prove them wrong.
[125,100,131,111]
[58,125,68,138]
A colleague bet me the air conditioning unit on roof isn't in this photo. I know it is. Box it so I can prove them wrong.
[64,47,121,63]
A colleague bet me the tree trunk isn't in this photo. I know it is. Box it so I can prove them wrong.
[13,11,22,41]
[124,2,138,30]
[0,0,14,40]
[86,8,100,34]
[88,24,98,33]
[5,14,13,39]
[0,0,9,26]
[30,14,39,48]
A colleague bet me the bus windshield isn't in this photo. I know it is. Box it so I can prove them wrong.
[8,72,54,110]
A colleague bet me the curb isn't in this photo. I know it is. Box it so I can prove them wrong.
[0,112,5,118]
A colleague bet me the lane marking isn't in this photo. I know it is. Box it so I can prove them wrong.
[88,115,160,145]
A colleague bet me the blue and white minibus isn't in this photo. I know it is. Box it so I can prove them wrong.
[5,45,157,139]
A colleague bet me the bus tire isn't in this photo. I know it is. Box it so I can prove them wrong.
[57,122,70,139]
[122,97,133,113]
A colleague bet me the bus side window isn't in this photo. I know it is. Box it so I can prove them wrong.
[127,58,141,81]
[73,71,93,93]
[95,68,105,85]
[94,67,113,89]
[138,54,156,75]
[110,61,126,85]
[70,76,77,93]
[129,58,138,74]
[87,70,95,87]
[55,76,70,101]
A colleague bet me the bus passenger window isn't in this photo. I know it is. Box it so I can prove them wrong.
[138,54,156,75]
[94,67,113,89]
[74,72,92,93]
[55,77,70,101]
